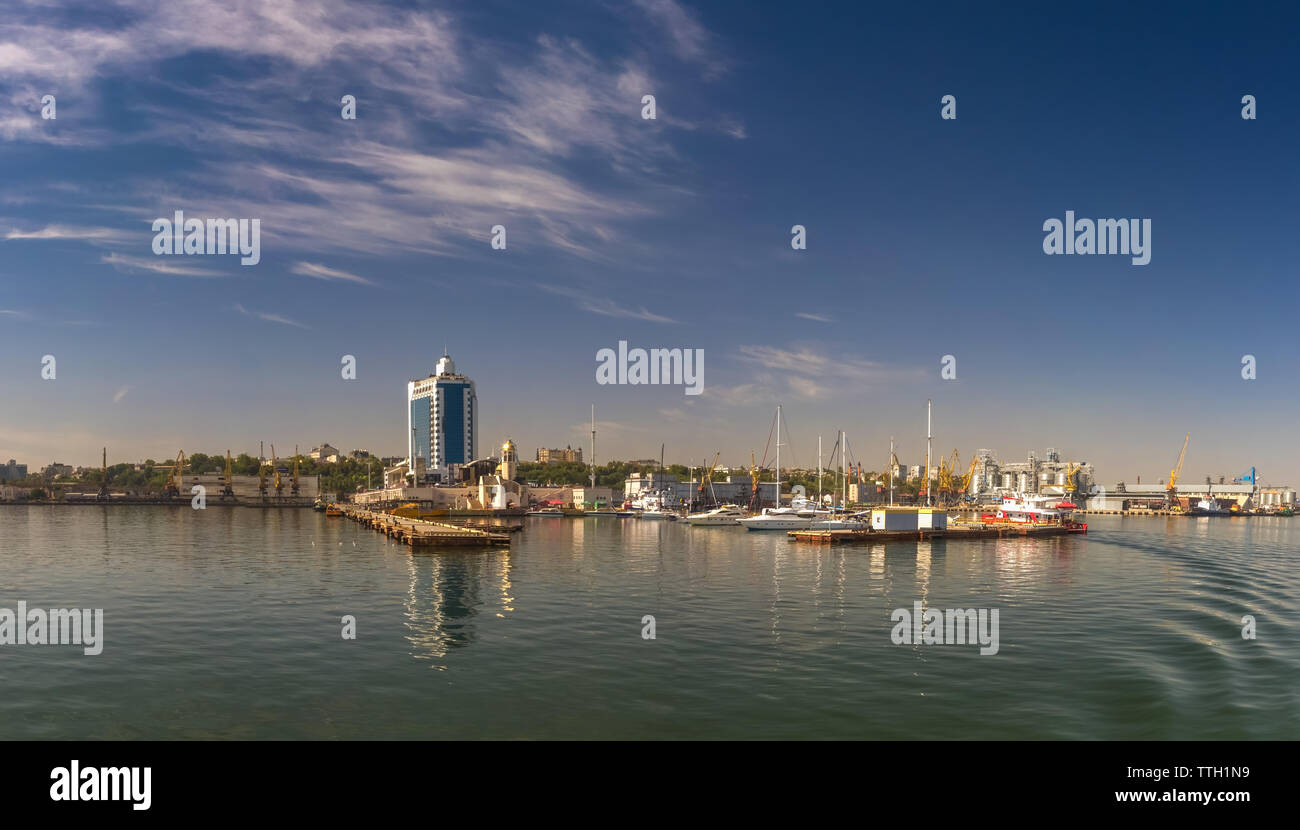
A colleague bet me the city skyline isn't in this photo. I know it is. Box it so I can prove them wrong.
[2,1,1298,486]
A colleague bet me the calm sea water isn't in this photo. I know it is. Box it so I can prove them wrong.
[1,506,1295,740]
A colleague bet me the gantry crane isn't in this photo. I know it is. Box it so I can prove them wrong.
[1167,433,1190,508]
[291,445,301,497]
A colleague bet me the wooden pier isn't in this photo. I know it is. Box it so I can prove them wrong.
[342,507,512,547]
[789,523,1086,545]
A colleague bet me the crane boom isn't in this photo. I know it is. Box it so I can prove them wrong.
[1168,433,1190,492]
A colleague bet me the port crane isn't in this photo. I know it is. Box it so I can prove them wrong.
[959,456,978,501]
[749,450,761,512]
[291,445,301,497]
[1166,433,1190,508]
[159,451,185,499]
[221,451,236,501]
[270,445,283,499]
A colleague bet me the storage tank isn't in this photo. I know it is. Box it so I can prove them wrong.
[1017,473,1029,491]
[1001,474,1013,489]
[1285,490,1296,505]
[971,473,982,494]
[1056,473,1066,486]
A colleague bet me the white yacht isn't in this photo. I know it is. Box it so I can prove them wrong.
[738,507,813,531]
[810,511,870,530]
[684,505,747,526]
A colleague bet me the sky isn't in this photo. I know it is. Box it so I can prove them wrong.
[1,0,1298,487]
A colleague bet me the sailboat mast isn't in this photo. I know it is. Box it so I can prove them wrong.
[926,399,933,508]
[889,435,895,507]
[817,436,822,504]
[590,404,596,490]
[775,405,782,504]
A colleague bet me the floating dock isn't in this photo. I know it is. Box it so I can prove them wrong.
[789,523,1086,545]
[343,507,512,547]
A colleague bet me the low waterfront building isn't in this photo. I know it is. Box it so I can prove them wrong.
[572,486,615,508]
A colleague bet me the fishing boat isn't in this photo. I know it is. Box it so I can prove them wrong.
[1189,497,1231,516]
[325,504,343,517]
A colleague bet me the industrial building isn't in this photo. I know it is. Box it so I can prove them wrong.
[1084,482,1295,511]
[408,352,477,483]
[968,448,1094,501]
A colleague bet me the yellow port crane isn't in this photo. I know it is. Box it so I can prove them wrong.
[1167,433,1190,507]
[221,450,236,501]
[271,445,283,497]
[159,451,185,499]
[291,445,301,497]
[959,456,978,499]
[750,450,761,512]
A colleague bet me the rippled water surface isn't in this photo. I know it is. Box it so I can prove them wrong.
[1,507,1295,739]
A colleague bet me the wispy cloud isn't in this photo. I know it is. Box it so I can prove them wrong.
[715,344,927,403]
[291,261,376,286]
[539,284,677,324]
[113,385,130,403]
[795,312,833,323]
[100,252,217,277]
[234,304,309,329]
[631,0,724,75]
[6,225,131,244]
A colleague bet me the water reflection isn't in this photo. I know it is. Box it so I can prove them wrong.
[402,548,512,667]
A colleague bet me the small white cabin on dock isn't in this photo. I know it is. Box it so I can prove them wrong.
[870,507,948,531]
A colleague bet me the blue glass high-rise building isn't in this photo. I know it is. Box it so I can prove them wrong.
[407,353,478,483]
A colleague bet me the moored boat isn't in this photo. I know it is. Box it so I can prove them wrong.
[684,505,747,526]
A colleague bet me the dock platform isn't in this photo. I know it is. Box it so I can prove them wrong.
[343,507,512,547]
[789,523,1086,545]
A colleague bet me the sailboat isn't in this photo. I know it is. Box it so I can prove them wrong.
[738,405,813,531]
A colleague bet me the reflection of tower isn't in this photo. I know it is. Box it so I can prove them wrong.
[497,439,517,480]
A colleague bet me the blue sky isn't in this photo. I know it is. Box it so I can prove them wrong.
[2,0,1298,486]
